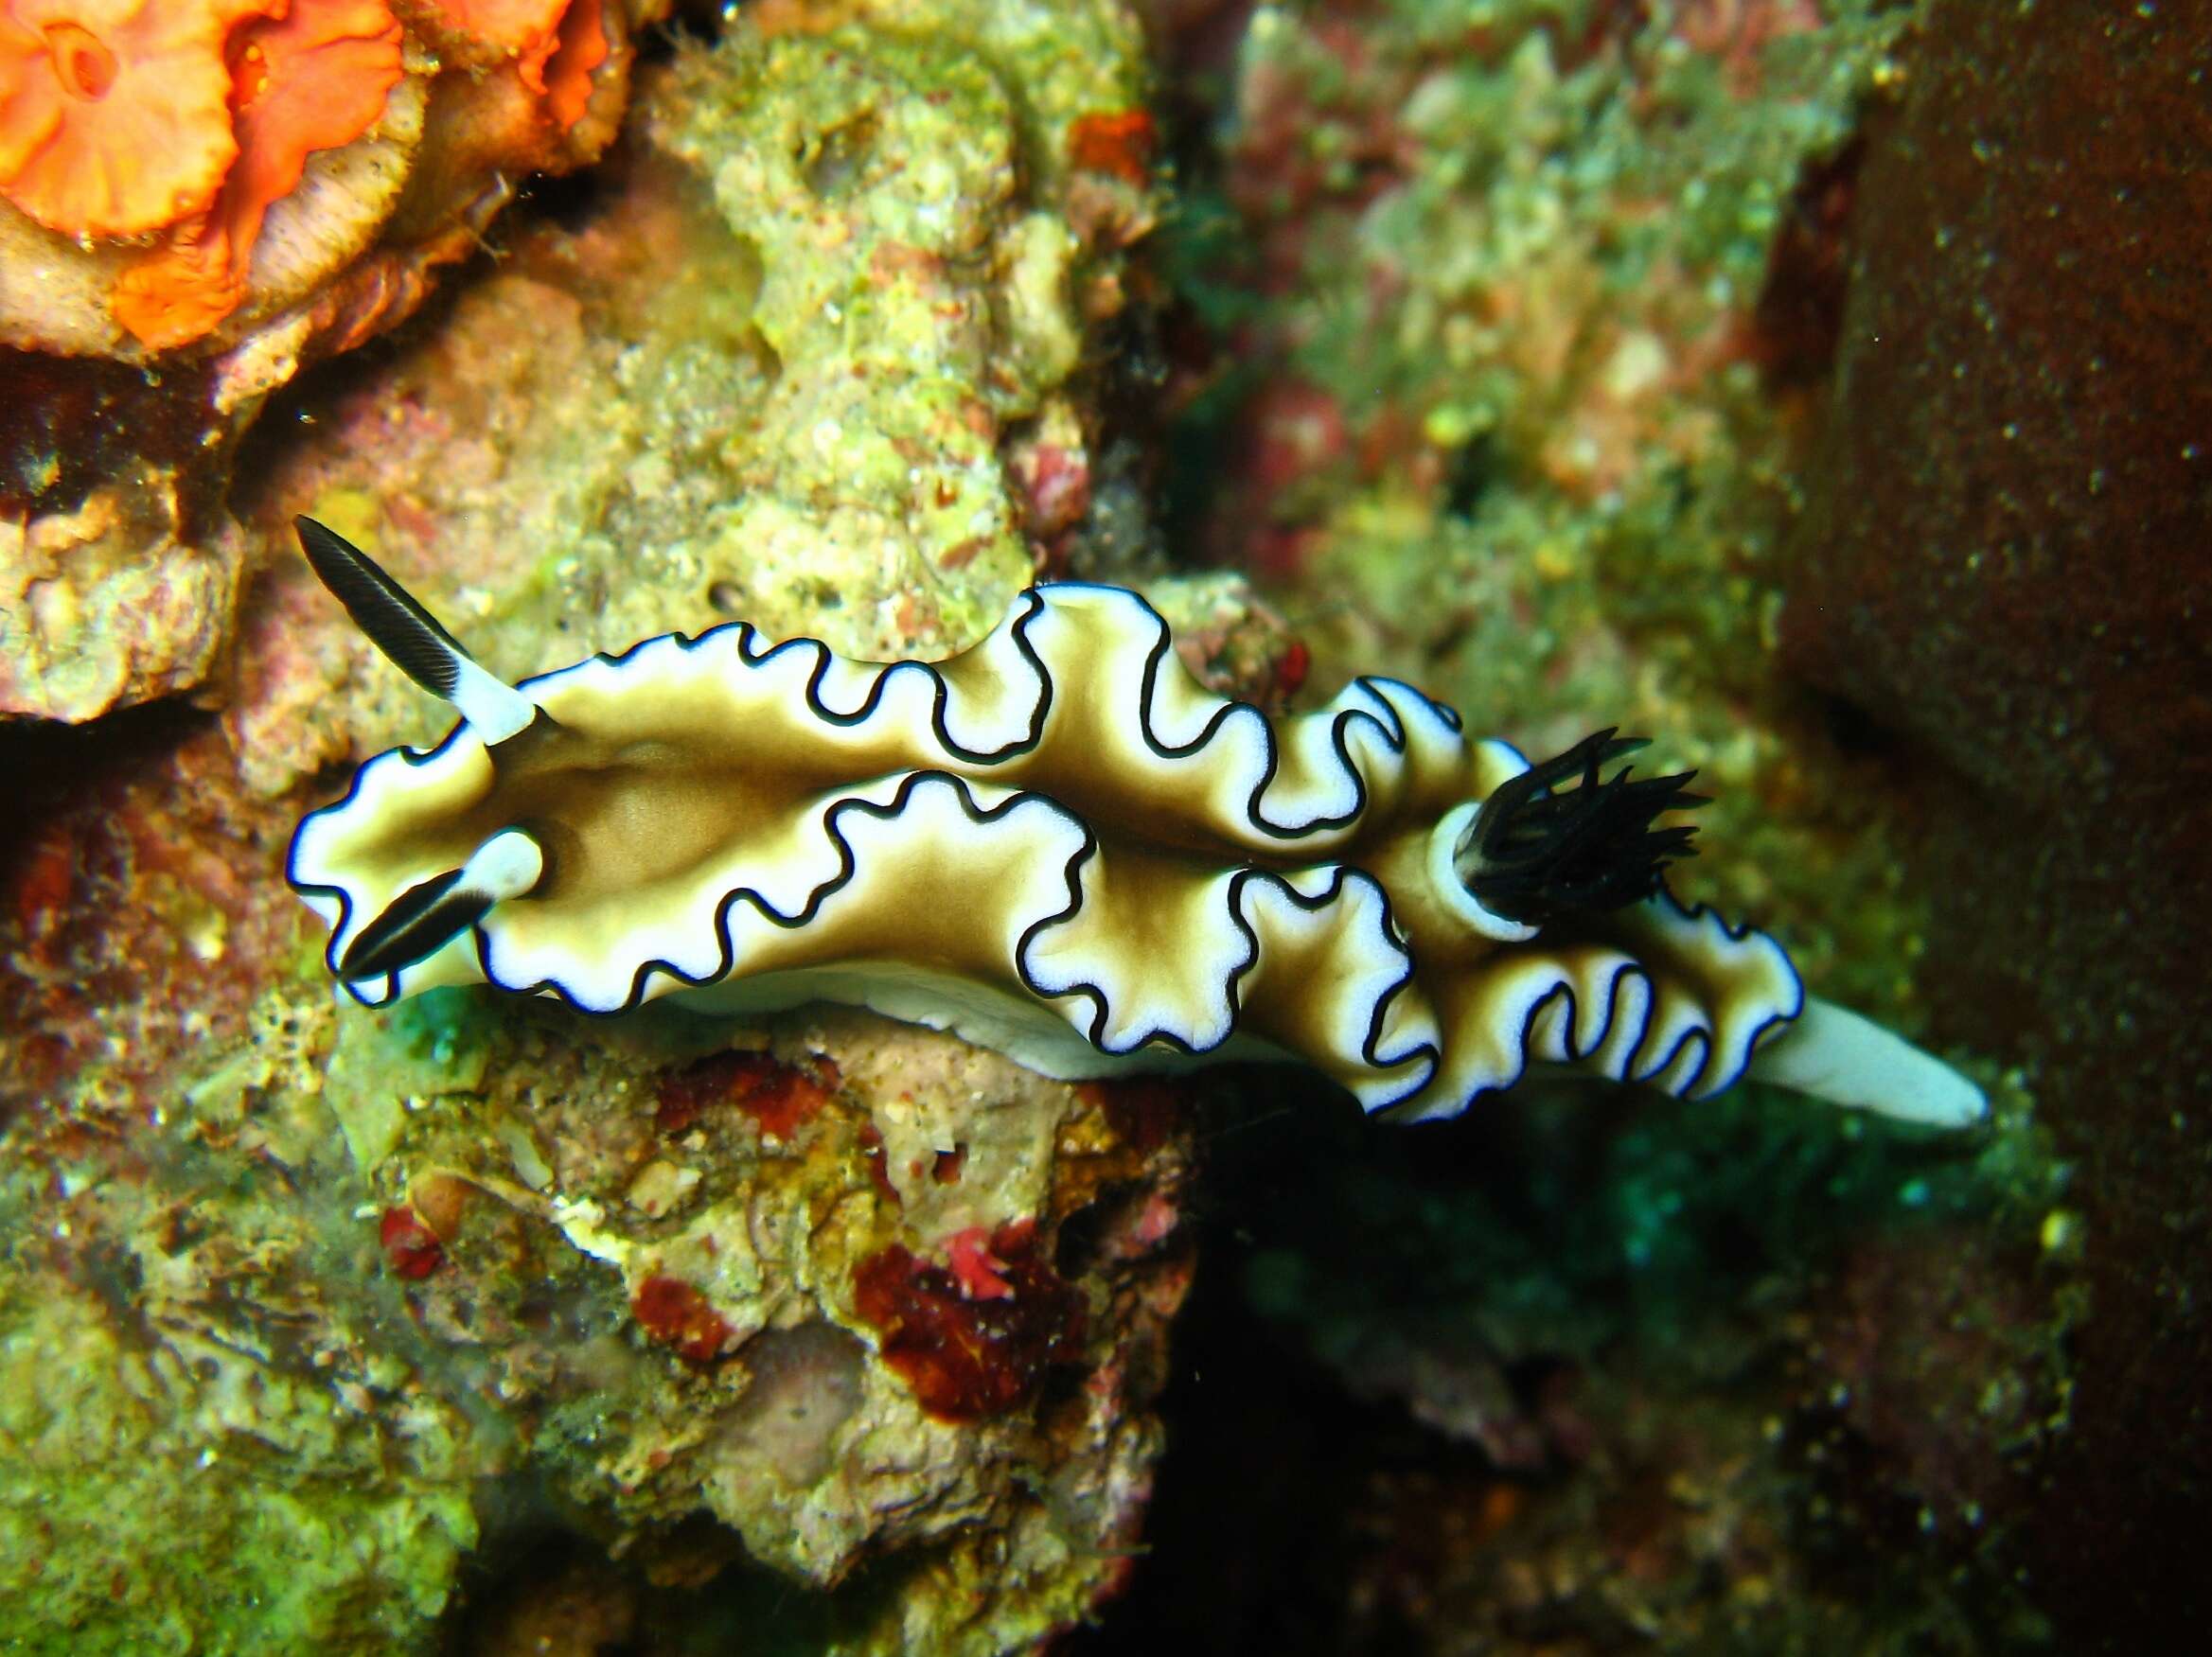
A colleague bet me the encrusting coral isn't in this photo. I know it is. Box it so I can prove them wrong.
[2,4,1201,1648]
[0,0,644,352]
[109,0,406,350]
[0,0,673,725]
[0,0,268,238]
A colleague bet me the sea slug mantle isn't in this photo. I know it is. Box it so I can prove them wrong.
[286,518,1984,1130]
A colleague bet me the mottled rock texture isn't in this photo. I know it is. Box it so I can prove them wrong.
[0,3,1232,1650]
[0,0,672,724]
[1780,4,2212,1646]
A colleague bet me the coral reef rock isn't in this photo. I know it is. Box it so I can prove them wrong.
[0,462,244,721]
[0,0,672,722]
[2,0,1203,1650]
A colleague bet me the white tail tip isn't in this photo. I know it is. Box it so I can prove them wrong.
[1748,996,1987,1129]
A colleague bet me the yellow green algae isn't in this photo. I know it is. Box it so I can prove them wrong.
[229,0,1158,799]
[0,1290,473,1655]
[1190,0,1926,985]
[0,992,481,1654]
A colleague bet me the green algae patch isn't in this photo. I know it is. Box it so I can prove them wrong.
[646,22,1074,654]
[322,988,496,1174]
[0,979,493,1654]
[0,1284,474,1655]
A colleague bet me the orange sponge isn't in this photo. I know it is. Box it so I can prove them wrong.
[542,0,604,132]
[0,0,276,238]
[9,0,613,351]
[422,0,565,89]
[422,0,602,132]
[223,0,403,246]
[113,0,401,349]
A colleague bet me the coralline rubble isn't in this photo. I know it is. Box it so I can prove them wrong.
[0,1,1239,1649]
[339,999,1198,1629]
[0,467,244,722]
[0,962,1196,1651]
[0,0,672,722]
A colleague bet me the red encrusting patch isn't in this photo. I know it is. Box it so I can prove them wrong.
[0,719,303,1118]
[10,832,74,937]
[654,1049,833,1139]
[852,1220,1087,1422]
[631,1274,733,1366]
[1014,442,1091,542]
[1243,378,1348,494]
[379,1206,444,1278]
[1069,109,1156,185]
[1126,1190,1180,1251]
[944,1225,1013,1301]
[1225,17,1413,238]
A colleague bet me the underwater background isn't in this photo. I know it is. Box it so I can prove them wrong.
[0,0,2202,1650]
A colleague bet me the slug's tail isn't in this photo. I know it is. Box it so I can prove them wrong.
[1748,996,1988,1128]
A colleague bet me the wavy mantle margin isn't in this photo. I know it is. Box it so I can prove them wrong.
[289,581,1982,1127]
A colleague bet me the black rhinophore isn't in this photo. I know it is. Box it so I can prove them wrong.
[295,515,471,700]
[339,866,489,982]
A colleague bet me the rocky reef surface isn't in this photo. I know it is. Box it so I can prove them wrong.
[0,2,1239,1649]
[1779,3,2212,1644]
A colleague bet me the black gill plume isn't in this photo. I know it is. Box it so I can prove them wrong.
[1459,729,1705,925]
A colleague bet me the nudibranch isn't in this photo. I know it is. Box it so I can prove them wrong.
[286,519,1984,1131]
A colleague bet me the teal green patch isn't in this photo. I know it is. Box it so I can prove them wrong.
[322,988,494,1173]
[1246,1066,2064,1385]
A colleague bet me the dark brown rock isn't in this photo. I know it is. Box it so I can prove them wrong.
[1781,5,2212,1646]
